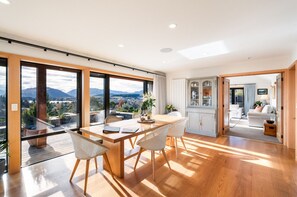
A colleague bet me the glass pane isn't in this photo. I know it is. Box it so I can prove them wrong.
[235,89,244,108]
[0,60,7,167]
[147,81,153,93]
[190,81,199,106]
[90,76,105,125]
[202,80,212,107]
[110,78,143,119]
[21,132,73,167]
[21,66,37,138]
[46,69,78,130]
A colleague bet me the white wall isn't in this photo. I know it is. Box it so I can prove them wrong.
[228,75,277,106]
[167,55,291,104]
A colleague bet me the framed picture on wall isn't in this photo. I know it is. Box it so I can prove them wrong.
[257,88,268,95]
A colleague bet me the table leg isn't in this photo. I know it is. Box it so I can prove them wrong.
[103,140,125,178]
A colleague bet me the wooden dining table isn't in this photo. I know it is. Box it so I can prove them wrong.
[80,114,185,178]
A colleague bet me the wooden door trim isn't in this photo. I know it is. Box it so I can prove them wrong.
[218,69,286,145]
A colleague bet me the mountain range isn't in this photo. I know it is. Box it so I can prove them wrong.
[22,87,142,99]
[67,88,142,97]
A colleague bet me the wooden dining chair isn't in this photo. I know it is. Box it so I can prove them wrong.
[105,115,135,148]
[134,125,171,180]
[66,129,113,195]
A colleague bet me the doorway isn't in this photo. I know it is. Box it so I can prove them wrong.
[221,72,283,144]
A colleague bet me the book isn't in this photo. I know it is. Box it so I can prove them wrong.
[103,126,120,134]
[121,127,139,133]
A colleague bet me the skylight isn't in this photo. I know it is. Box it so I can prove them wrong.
[0,0,10,5]
[178,40,229,59]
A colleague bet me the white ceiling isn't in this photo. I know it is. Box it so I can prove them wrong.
[0,0,296,73]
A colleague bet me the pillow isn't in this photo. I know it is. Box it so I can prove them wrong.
[254,106,263,112]
[262,105,271,113]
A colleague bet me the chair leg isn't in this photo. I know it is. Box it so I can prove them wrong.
[175,137,178,158]
[103,153,113,177]
[133,136,138,147]
[180,137,187,151]
[162,149,171,170]
[151,150,155,181]
[70,159,80,182]
[94,157,98,170]
[134,147,143,170]
[129,138,134,148]
[84,159,90,195]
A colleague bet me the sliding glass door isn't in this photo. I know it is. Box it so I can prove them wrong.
[90,73,105,125]
[110,77,144,119]
[0,58,7,171]
[21,61,81,166]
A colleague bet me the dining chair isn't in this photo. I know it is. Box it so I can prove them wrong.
[66,129,113,195]
[167,118,188,158]
[168,111,182,117]
[104,115,123,124]
[105,115,135,148]
[134,125,171,180]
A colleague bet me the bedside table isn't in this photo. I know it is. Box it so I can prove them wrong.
[264,121,277,137]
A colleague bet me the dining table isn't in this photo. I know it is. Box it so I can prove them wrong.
[80,114,185,178]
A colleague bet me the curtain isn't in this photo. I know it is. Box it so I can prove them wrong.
[153,75,166,114]
[244,84,256,115]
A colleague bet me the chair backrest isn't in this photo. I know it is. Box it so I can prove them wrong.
[167,111,182,117]
[168,118,188,137]
[66,129,108,160]
[138,125,169,150]
[105,115,123,124]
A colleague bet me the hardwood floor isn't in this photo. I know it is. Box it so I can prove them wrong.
[1,133,296,196]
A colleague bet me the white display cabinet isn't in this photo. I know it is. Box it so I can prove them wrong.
[186,77,218,137]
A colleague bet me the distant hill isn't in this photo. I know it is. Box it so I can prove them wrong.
[22,87,73,99]
[68,88,143,97]
[0,86,5,96]
[0,89,5,96]
[67,88,104,97]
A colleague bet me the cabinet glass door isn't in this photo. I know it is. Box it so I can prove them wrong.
[202,80,212,107]
[190,81,199,106]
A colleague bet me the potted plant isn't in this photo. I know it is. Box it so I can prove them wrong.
[254,101,262,108]
[0,135,8,176]
[165,104,176,113]
[141,92,156,119]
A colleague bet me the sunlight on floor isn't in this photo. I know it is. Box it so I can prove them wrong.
[22,167,58,196]
[165,161,195,177]
[141,179,166,197]
[184,137,271,158]
[242,158,277,169]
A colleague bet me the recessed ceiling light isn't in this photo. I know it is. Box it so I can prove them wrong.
[0,0,10,4]
[118,44,124,48]
[160,48,173,53]
[169,24,177,29]
[162,61,167,64]
[178,41,229,59]
[248,57,252,60]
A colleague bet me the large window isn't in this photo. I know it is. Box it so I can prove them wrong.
[110,77,144,119]
[0,58,7,170]
[90,73,105,125]
[21,62,81,166]
[90,73,152,122]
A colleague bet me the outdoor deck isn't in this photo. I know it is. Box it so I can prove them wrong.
[21,133,74,167]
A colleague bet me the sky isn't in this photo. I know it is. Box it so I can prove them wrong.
[20,66,143,93]
[0,67,5,92]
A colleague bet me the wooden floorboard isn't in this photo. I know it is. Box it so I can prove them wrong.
[1,133,296,197]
